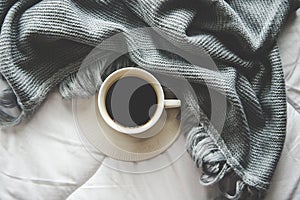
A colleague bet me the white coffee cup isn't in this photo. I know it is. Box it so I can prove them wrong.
[98,67,181,138]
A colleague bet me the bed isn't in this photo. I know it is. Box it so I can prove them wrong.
[0,8,299,200]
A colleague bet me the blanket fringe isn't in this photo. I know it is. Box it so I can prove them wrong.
[186,127,228,184]
[186,125,264,200]
[59,55,136,99]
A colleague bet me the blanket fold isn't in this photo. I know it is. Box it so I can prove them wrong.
[1,0,299,199]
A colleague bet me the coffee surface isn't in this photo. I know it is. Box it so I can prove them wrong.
[105,76,157,127]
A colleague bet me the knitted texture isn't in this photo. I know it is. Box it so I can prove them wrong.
[0,0,299,199]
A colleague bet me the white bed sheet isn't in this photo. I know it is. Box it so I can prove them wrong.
[0,9,299,200]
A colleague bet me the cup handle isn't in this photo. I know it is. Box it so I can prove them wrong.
[164,99,181,109]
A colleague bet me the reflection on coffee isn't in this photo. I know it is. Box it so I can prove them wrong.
[105,76,158,127]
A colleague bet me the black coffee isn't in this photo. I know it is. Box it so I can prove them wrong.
[105,76,158,127]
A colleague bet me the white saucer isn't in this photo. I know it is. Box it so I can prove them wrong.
[73,95,181,162]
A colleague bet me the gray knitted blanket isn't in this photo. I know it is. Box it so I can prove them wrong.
[1,0,299,199]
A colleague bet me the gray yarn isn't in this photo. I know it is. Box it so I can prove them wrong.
[1,0,299,199]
